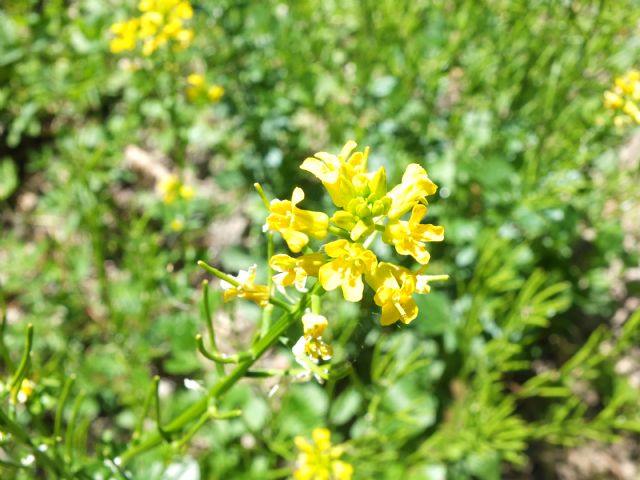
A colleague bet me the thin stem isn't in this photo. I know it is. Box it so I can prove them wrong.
[133,377,155,441]
[253,182,271,209]
[0,407,68,477]
[153,376,170,442]
[9,324,33,398]
[328,225,351,240]
[201,281,224,376]
[65,392,85,463]
[55,375,76,441]
[196,334,253,364]
[0,293,13,371]
[120,282,321,465]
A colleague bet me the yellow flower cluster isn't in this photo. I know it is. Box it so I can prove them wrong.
[109,0,194,56]
[604,70,640,126]
[294,427,353,480]
[156,174,194,204]
[265,141,447,326]
[185,74,225,103]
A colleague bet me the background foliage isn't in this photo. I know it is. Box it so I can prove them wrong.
[1,0,640,478]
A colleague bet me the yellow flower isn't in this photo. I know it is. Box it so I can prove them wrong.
[220,265,269,307]
[302,311,329,338]
[301,141,369,208]
[319,240,377,302]
[604,90,624,110]
[207,84,225,102]
[266,187,329,253]
[10,378,36,405]
[109,19,139,53]
[170,218,184,232]
[294,428,353,480]
[386,163,438,219]
[383,204,444,265]
[623,100,640,123]
[366,263,418,326]
[179,184,195,200]
[269,253,324,292]
[110,0,194,56]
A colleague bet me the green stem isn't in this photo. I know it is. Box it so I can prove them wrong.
[201,280,224,376]
[119,283,320,465]
[0,407,69,477]
[10,324,33,405]
[0,292,13,371]
[328,225,351,240]
[196,334,252,363]
[55,375,76,441]
[133,377,156,442]
[65,392,85,463]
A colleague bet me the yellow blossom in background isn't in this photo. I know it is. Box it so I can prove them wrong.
[319,240,377,302]
[294,428,353,480]
[169,218,184,232]
[269,253,324,293]
[186,73,205,101]
[220,265,269,307]
[109,0,194,56]
[604,69,640,125]
[382,204,444,264]
[11,378,35,405]
[207,85,225,102]
[185,74,225,103]
[156,174,195,204]
[110,19,140,53]
[266,187,329,253]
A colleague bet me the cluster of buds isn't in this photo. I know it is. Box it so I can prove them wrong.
[186,74,225,103]
[294,427,353,480]
[604,70,640,126]
[109,0,194,56]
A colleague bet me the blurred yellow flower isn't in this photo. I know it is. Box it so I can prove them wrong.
[109,19,140,53]
[266,187,329,253]
[605,70,640,125]
[269,253,324,293]
[294,428,353,480]
[383,204,444,265]
[11,378,35,405]
[220,265,269,307]
[319,240,377,302]
[156,174,195,204]
[170,218,184,232]
[109,0,194,55]
[185,74,224,103]
[207,85,225,102]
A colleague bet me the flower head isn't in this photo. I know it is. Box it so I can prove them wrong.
[221,265,269,307]
[604,70,640,125]
[269,253,324,293]
[301,141,369,208]
[319,240,377,302]
[294,428,353,480]
[266,187,329,253]
[386,163,438,219]
[383,204,444,264]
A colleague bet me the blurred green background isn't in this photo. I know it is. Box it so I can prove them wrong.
[1,0,640,478]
